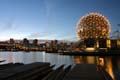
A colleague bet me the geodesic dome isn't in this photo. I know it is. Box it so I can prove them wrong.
[77,13,111,39]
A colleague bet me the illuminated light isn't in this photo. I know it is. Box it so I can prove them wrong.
[87,57,96,64]
[96,40,99,48]
[85,47,95,52]
[77,13,111,39]
[117,40,120,46]
[107,39,111,48]
[105,58,115,80]
[99,58,104,66]
[73,56,81,64]
[99,48,107,52]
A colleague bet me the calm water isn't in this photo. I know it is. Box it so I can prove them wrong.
[0,52,120,80]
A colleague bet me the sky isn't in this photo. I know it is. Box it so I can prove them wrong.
[0,0,120,41]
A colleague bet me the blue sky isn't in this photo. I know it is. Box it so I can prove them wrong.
[0,0,120,41]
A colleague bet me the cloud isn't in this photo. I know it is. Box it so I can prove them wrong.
[43,0,52,17]
[41,34,60,40]
[27,32,57,39]
[43,0,56,18]
[27,32,66,40]
[27,33,41,38]
[3,21,14,30]
[0,19,15,31]
[27,32,78,41]
[60,35,78,41]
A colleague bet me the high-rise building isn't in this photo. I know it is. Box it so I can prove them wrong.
[53,40,58,50]
[33,39,38,47]
[23,38,29,47]
[9,38,14,44]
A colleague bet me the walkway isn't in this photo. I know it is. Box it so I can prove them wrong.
[64,64,104,80]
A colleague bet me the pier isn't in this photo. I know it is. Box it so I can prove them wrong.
[0,62,113,80]
[64,64,104,80]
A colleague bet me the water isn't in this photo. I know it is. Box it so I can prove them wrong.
[0,52,120,80]
[0,52,75,68]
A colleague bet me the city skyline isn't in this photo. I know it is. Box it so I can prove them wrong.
[0,0,120,41]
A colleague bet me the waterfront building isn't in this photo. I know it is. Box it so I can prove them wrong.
[77,13,111,52]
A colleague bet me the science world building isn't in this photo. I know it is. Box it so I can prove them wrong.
[77,13,120,52]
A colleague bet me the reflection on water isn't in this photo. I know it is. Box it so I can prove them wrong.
[105,57,115,79]
[0,52,120,80]
[73,56,97,64]
[99,57,104,66]
[0,52,74,68]
[73,56,115,79]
